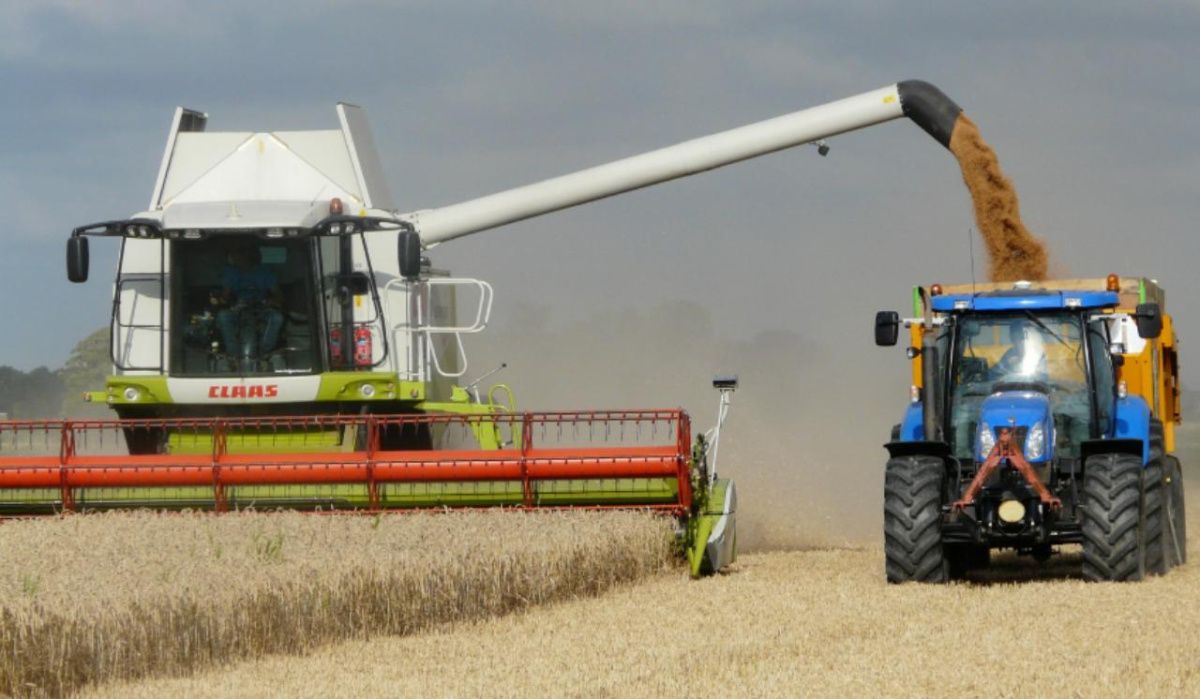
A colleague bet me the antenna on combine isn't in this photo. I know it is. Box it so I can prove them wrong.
[968,227,978,296]
[707,376,739,484]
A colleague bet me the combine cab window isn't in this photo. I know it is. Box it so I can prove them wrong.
[316,235,385,371]
[171,236,320,376]
[948,313,1090,459]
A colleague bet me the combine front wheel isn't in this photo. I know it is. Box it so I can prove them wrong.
[1080,453,1145,582]
[884,455,947,584]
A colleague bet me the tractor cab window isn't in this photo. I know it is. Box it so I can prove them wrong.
[1087,319,1116,437]
[948,313,1090,459]
[171,235,319,376]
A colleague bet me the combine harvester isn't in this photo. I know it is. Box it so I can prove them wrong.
[3,80,970,576]
[876,276,1186,582]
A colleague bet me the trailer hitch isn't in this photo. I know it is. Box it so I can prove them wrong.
[952,428,1061,512]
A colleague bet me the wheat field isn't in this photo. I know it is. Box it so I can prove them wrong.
[88,540,1200,698]
[84,461,1199,698]
[0,510,674,697]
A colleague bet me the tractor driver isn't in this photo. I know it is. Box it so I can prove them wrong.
[215,244,284,361]
[990,321,1047,382]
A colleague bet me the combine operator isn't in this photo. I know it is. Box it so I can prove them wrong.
[214,244,284,370]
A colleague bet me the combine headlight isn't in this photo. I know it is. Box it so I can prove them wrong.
[1025,422,1046,460]
[123,387,140,402]
[978,421,995,456]
[359,383,376,398]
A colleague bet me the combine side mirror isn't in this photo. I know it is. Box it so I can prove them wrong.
[398,230,422,280]
[67,236,89,283]
[875,311,900,346]
[1134,303,1162,339]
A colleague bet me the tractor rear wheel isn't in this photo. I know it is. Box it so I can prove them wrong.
[884,455,947,584]
[1080,452,1145,582]
[1164,456,1187,567]
[1143,460,1166,575]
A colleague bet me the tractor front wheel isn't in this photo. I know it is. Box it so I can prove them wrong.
[1080,452,1146,582]
[884,455,947,584]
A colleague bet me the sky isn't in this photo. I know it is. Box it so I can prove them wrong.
[2,0,1198,384]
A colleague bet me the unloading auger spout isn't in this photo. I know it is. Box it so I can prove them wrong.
[401,80,962,245]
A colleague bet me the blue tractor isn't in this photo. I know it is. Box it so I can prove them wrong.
[875,277,1186,582]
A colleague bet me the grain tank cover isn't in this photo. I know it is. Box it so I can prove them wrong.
[149,103,394,216]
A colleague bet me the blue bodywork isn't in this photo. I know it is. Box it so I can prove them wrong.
[900,402,924,441]
[931,290,1119,313]
[975,391,1052,463]
[891,287,1155,466]
[1114,394,1152,463]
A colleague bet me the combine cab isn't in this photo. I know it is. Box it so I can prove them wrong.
[876,276,1186,582]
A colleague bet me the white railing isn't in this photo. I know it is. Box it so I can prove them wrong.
[385,278,494,382]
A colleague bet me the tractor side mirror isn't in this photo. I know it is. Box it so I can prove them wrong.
[1134,303,1162,339]
[875,311,900,346]
[67,236,89,283]
[398,230,421,280]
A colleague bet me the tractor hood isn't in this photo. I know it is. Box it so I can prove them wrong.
[977,390,1052,462]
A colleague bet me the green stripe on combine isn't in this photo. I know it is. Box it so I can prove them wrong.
[0,479,680,513]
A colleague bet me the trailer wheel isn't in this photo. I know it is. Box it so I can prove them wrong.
[884,455,947,583]
[1143,460,1166,575]
[1164,456,1187,567]
[1080,452,1145,582]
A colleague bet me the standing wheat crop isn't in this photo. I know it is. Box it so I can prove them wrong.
[0,509,674,697]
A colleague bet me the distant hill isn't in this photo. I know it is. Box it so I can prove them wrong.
[0,328,108,419]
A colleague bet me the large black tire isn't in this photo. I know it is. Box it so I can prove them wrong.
[1143,460,1166,575]
[1081,453,1146,581]
[884,456,947,583]
[1164,456,1187,567]
[1150,420,1165,461]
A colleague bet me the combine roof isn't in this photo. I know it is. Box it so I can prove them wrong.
[140,103,396,229]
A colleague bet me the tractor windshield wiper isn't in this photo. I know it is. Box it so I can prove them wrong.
[1022,310,1073,350]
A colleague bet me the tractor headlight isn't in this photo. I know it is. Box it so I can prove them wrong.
[977,422,995,457]
[1025,421,1046,460]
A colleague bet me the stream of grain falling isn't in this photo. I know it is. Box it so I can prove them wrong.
[948,114,1049,281]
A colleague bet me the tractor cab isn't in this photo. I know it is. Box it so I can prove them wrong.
[937,296,1117,468]
[875,277,1183,583]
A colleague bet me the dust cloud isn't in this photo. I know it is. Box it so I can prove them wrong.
[949,114,1049,281]
[469,301,897,551]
